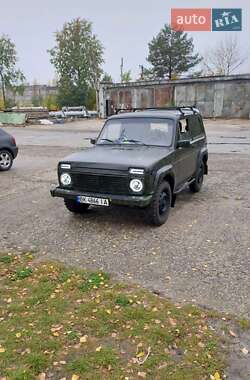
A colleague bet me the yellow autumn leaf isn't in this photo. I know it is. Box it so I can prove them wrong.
[80,335,88,343]
[0,346,6,353]
[96,346,102,352]
[106,309,111,315]
[136,351,145,358]
[214,371,221,380]
[71,375,80,380]
[16,333,21,338]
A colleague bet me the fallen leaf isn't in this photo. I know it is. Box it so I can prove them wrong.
[0,346,6,353]
[37,373,46,380]
[229,330,237,338]
[80,335,88,343]
[214,371,221,380]
[16,333,21,338]
[241,347,249,355]
[71,375,80,380]
[96,346,102,352]
[138,372,146,378]
[136,351,145,358]
[169,318,177,327]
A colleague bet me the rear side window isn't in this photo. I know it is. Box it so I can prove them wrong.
[188,116,204,139]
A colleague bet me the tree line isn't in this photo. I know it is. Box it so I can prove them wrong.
[0,19,247,110]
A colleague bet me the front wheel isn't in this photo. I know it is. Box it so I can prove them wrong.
[189,162,204,193]
[0,150,13,171]
[145,181,172,226]
[64,199,90,214]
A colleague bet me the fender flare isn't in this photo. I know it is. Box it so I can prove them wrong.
[153,165,175,192]
[198,148,208,175]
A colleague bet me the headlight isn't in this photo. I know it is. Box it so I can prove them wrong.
[60,173,72,186]
[130,178,143,193]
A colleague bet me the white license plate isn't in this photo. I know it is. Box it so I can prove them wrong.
[77,195,109,207]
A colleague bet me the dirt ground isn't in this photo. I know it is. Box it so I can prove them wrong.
[0,119,250,320]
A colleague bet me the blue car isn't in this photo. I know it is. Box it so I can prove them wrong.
[0,128,18,171]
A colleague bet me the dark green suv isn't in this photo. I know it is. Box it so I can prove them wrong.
[51,107,208,226]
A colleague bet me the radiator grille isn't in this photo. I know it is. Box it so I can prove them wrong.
[71,173,129,195]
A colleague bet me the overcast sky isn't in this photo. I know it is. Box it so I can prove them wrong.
[1,0,249,84]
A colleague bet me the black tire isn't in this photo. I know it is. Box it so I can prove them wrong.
[189,162,204,193]
[145,181,172,226]
[0,150,13,171]
[64,199,90,214]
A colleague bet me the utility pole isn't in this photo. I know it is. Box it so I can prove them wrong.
[139,65,144,80]
[120,57,124,82]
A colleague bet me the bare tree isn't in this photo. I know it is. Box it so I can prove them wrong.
[202,36,247,76]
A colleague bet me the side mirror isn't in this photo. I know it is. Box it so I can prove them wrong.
[90,138,96,145]
[177,139,191,148]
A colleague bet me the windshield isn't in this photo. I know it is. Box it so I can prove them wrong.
[97,117,174,147]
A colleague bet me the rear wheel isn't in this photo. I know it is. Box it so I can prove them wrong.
[189,162,204,193]
[145,181,172,226]
[64,199,89,213]
[0,150,13,171]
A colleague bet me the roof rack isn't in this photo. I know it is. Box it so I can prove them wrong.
[115,106,199,116]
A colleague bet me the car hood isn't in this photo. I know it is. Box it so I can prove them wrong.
[61,145,172,171]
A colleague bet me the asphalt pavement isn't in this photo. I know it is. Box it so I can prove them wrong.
[0,119,250,318]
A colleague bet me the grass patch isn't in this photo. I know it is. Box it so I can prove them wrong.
[0,252,227,380]
[115,294,131,307]
[237,318,250,330]
[11,267,33,281]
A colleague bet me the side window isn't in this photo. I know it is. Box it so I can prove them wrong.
[178,119,191,140]
[189,116,204,139]
[101,121,121,141]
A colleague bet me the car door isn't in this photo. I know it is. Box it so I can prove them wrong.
[189,115,206,171]
[173,117,197,187]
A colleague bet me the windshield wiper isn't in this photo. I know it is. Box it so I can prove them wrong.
[100,138,115,143]
[124,139,147,145]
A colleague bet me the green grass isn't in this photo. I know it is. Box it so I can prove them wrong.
[0,252,228,380]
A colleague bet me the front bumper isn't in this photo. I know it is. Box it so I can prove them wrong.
[50,186,152,208]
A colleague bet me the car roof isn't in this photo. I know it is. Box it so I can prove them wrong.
[108,109,198,121]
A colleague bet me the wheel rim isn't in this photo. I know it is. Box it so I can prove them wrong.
[197,165,204,184]
[159,191,168,216]
[0,152,11,169]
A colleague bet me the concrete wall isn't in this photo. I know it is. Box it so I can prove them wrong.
[99,74,250,118]
[6,85,58,106]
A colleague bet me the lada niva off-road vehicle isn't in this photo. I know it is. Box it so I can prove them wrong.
[51,106,208,226]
